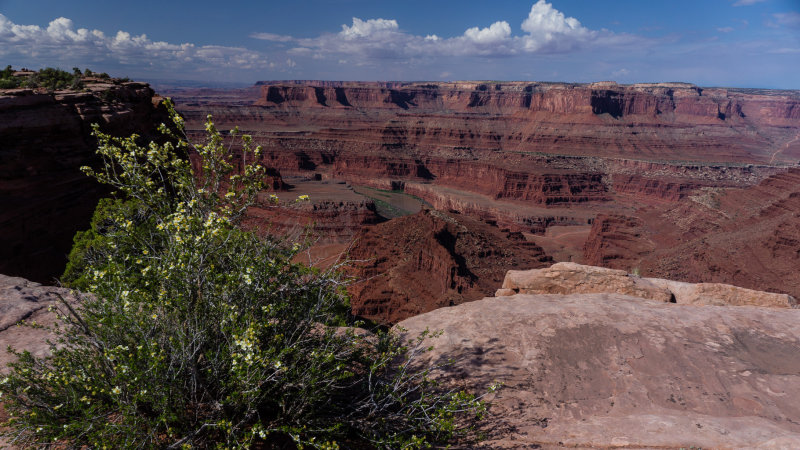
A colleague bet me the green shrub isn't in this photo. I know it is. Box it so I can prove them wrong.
[0,65,20,89]
[0,100,489,448]
[16,67,83,91]
[0,66,96,91]
[61,198,141,291]
[0,78,20,89]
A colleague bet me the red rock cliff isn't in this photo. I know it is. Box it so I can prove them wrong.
[0,83,168,282]
[171,81,800,221]
[166,81,799,301]
[347,209,552,325]
[583,168,800,298]
[254,81,798,127]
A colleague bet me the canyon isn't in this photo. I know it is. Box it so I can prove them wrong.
[3,78,799,319]
[164,80,800,311]
[2,77,800,448]
[346,208,552,324]
[583,167,800,297]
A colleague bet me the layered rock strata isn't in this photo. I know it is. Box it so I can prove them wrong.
[244,199,381,244]
[241,177,384,244]
[0,83,167,283]
[401,182,597,234]
[164,81,800,302]
[254,80,800,129]
[584,168,800,298]
[169,81,800,216]
[346,209,552,324]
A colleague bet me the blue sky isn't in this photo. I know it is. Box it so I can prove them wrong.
[0,0,798,88]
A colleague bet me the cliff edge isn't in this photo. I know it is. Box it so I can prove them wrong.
[398,292,800,448]
[0,81,167,282]
[397,265,800,448]
[2,265,799,448]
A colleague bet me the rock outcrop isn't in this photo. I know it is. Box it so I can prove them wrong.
[0,274,78,371]
[496,262,674,303]
[496,262,797,308]
[347,209,552,324]
[0,82,168,283]
[584,168,800,299]
[244,199,381,244]
[647,277,798,308]
[582,214,655,266]
[0,274,80,447]
[398,293,800,448]
[240,177,384,244]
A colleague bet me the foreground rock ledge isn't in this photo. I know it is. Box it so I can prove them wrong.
[397,293,800,448]
[0,274,80,371]
[4,273,799,448]
[496,262,798,308]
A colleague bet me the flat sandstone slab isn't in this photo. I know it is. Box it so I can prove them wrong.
[497,262,797,308]
[0,274,78,371]
[397,293,800,448]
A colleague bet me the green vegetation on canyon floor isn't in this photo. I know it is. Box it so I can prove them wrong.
[351,186,428,219]
[0,100,490,449]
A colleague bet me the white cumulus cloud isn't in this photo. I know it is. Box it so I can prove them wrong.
[341,18,399,39]
[250,32,294,42]
[520,0,594,51]
[269,0,637,64]
[0,14,274,72]
[463,21,512,44]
